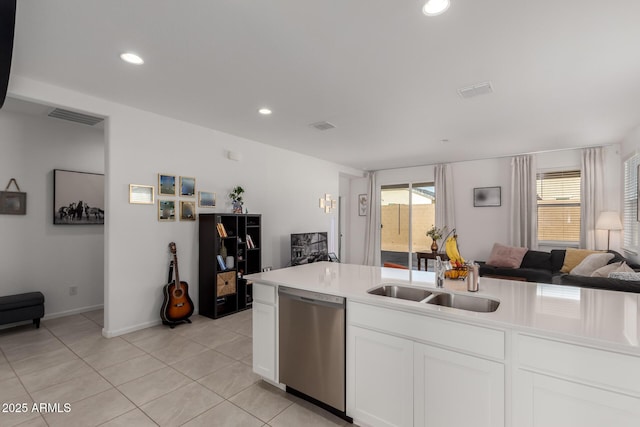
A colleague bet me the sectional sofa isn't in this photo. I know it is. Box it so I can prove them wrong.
[478,248,640,293]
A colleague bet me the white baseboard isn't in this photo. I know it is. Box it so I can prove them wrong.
[102,318,162,338]
[102,308,200,338]
[43,304,104,320]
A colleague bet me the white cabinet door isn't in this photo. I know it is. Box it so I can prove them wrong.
[414,342,504,427]
[252,301,276,381]
[347,325,413,427]
[514,370,640,427]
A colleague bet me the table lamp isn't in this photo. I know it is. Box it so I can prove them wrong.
[596,211,622,251]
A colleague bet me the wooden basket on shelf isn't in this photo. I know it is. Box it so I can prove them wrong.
[217,271,237,296]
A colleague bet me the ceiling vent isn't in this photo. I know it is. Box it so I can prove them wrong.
[48,108,104,126]
[457,81,493,99]
[310,121,336,131]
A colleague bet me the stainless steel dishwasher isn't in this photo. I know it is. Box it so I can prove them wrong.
[278,286,347,417]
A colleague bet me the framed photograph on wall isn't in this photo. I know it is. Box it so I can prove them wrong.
[180,200,196,221]
[180,176,196,197]
[54,169,104,224]
[198,191,216,207]
[358,194,368,216]
[158,200,175,221]
[129,184,155,204]
[0,179,26,215]
[158,174,176,196]
[473,186,501,207]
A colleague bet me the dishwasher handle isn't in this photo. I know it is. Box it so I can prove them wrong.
[279,286,345,309]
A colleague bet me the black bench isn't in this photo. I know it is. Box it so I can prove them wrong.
[0,292,45,328]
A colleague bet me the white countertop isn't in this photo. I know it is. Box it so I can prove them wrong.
[246,262,640,354]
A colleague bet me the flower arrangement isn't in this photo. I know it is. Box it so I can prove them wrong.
[229,186,244,213]
[425,225,445,242]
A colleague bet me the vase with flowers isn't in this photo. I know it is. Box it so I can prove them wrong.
[229,186,245,214]
[426,225,446,253]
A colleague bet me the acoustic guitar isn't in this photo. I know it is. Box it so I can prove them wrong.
[160,242,194,325]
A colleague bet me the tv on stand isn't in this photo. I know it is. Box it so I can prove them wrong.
[291,232,328,266]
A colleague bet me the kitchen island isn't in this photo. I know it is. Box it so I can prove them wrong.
[246,262,640,427]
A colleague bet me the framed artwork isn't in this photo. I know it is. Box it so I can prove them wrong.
[0,179,26,215]
[180,200,196,221]
[198,191,216,207]
[129,184,155,204]
[358,194,368,216]
[158,200,175,221]
[54,169,104,224]
[158,174,176,196]
[180,176,196,197]
[474,186,501,207]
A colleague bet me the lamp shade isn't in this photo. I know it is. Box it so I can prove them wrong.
[596,211,622,231]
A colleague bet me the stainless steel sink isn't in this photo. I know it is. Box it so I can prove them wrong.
[367,285,433,302]
[424,293,500,313]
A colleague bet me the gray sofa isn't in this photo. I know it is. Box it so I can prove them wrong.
[479,250,640,293]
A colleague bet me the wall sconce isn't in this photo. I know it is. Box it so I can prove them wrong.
[319,193,337,213]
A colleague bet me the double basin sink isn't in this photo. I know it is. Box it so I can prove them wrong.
[368,284,500,313]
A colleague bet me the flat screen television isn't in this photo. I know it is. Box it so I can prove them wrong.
[291,232,328,266]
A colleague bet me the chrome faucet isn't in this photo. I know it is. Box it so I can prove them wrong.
[435,256,445,288]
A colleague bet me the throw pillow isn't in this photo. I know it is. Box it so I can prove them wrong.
[591,261,635,277]
[560,248,601,273]
[569,253,614,276]
[608,271,640,281]
[486,243,528,268]
[520,250,552,270]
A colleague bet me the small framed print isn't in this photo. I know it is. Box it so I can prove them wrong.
[129,184,155,204]
[180,200,196,221]
[180,176,196,197]
[358,194,368,216]
[158,200,175,221]
[473,186,501,207]
[198,191,216,207]
[158,174,176,196]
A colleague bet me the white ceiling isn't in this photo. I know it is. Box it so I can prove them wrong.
[8,0,640,171]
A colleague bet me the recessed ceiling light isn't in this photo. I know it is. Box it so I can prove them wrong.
[258,108,272,115]
[423,0,450,16]
[120,52,144,65]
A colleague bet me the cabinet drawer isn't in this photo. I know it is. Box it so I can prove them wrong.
[516,333,640,396]
[254,282,276,304]
[348,301,504,360]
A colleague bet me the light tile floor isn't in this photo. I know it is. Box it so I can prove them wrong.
[0,309,352,427]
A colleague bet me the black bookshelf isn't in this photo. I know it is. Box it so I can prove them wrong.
[198,213,261,318]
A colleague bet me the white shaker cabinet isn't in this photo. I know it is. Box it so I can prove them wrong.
[252,283,277,382]
[347,301,506,427]
[414,342,504,427]
[513,333,640,427]
[347,325,414,427]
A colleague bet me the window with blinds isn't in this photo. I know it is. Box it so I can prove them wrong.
[536,170,581,244]
[623,154,640,252]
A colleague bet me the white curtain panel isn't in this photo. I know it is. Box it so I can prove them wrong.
[434,163,456,233]
[363,171,379,266]
[580,147,604,250]
[509,155,538,249]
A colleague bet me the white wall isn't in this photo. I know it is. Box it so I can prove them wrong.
[9,76,362,337]
[0,109,105,317]
[348,145,622,264]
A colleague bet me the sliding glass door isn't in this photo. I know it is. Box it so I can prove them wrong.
[380,183,435,269]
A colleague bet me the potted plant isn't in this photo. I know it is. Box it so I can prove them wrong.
[426,225,445,253]
[229,186,244,213]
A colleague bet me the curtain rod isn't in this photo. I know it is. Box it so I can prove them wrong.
[370,143,618,173]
